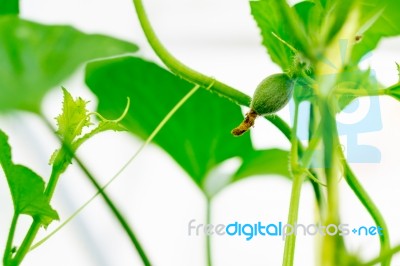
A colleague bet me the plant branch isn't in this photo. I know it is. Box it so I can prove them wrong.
[3,213,18,265]
[12,147,75,265]
[320,97,344,266]
[341,155,390,266]
[40,116,151,266]
[12,214,43,265]
[132,0,250,106]
[362,244,400,266]
[283,102,303,266]
[334,88,386,97]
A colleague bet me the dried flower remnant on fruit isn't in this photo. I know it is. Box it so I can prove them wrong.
[231,109,258,136]
[231,74,294,136]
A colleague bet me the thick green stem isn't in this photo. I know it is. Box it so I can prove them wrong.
[334,88,385,96]
[44,162,64,199]
[283,103,309,266]
[282,172,305,266]
[3,213,18,265]
[343,161,390,266]
[307,104,326,217]
[319,98,345,266]
[132,0,250,107]
[11,218,41,265]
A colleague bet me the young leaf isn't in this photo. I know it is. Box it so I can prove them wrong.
[0,130,59,226]
[56,88,91,144]
[51,88,128,165]
[0,0,19,15]
[0,16,138,113]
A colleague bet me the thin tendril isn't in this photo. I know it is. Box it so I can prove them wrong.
[88,97,130,123]
[30,84,202,251]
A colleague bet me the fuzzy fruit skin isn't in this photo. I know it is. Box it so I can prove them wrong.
[250,73,294,115]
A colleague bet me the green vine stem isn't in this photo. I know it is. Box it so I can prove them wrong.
[283,102,303,266]
[340,150,390,266]
[334,88,386,97]
[12,209,45,265]
[362,244,400,266]
[40,116,151,266]
[320,97,343,266]
[132,0,250,107]
[282,172,305,266]
[3,213,18,265]
[282,102,324,266]
[12,145,75,265]
[269,106,391,266]
[308,104,326,217]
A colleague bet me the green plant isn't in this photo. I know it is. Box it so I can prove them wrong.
[1,0,400,265]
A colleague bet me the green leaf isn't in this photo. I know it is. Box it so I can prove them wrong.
[0,130,59,226]
[294,1,321,31]
[233,149,290,181]
[85,56,254,186]
[0,16,138,113]
[0,0,19,15]
[56,88,91,144]
[318,0,332,9]
[250,0,299,70]
[386,84,400,101]
[50,88,128,166]
[85,57,293,195]
[351,0,400,63]
[202,149,291,197]
[324,0,355,44]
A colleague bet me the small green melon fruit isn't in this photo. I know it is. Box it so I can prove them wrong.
[231,73,294,136]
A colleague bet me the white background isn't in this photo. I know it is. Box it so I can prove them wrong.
[0,0,399,265]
